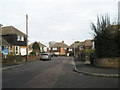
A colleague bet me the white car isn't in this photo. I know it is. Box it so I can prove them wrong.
[40,53,52,60]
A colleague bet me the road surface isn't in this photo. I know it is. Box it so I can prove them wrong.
[2,56,118,88]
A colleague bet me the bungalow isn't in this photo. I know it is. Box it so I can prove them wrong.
[1,26,27,56]
[28,42,47,54]
[49,41,68,56]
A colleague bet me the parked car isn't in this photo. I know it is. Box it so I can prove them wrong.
[40,53,52,60]
[51,53,58,57]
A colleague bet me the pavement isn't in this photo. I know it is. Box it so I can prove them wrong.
[74,57,119,78]
[0,60,37,71]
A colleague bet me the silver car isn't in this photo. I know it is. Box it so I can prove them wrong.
[40,53,52,60]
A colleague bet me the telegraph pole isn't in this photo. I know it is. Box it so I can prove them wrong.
[26,14,28,62]
[72,39,75,57]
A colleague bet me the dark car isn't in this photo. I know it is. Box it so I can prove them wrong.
[51,53,58,57]
[40,53,52,60]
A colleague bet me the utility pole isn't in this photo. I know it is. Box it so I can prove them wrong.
[26,14,28,62]
[74,42,75,57]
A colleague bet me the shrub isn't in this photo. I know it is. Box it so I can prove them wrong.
[81,49,94,56]
[29,52,36,56]
[6,54,16,60]
[91,15,119,58]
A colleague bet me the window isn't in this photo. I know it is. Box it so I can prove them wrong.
[10,46,12,50]
[21,36,24,41]
[53,48,57,50]
[10,46,12,53]
[17,35,24,41]
[79,46,84,50]
[49,48,51,50]
[69,49,73,51]
[15,46,19,54]
[15,46,18,54]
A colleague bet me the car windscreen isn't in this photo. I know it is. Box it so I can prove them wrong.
[41,54,48,55]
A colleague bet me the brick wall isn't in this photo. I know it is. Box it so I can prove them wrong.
[94,58,120,68]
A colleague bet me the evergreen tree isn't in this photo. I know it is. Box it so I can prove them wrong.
[32,42,40,55]
[91,15,119,58]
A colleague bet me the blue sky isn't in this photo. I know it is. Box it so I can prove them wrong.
[0,0,119,46]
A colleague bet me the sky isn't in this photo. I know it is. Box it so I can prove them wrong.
[0,0,119,47]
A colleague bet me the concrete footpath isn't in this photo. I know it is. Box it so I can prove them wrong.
[0,60,37,71]
[74,57,119,78]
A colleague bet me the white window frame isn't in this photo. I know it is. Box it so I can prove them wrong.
[17,35,24,41]
[15,46,19,55]
[69,48,73,51]
[53,47,57,50]
[21,36,24,41]
[79,46,84,50]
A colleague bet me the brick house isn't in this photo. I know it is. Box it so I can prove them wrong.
[83,39,94,50]
[28,42,47,54]
[49,41,68,56]
[68,41,82,56]
[1,26,27,56]
[68,40,94,56]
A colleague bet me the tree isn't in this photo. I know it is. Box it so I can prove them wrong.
[91,15,119,58]
[32,42,40,55]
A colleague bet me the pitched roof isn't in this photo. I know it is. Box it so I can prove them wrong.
[69,42,84,48]
[38,42,47,47]
[50,42,68,48]
[84,39,93,46]
[2,26,27,37]
[29,42,47,48]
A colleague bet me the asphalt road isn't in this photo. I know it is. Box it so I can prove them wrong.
[2,56,118,88]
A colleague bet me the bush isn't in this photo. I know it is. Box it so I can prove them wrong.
[81,49,94,56]
[91,15,119,58]
[29,52,36,56]
[6,54,16,60]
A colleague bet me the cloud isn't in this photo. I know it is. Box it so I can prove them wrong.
[0,0,119,46]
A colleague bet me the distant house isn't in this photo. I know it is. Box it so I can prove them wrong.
[68,41,82,56]
[1,26,27,56]
[28,42,47,54]
[68,39,94,56]
[83,39,94,50]
[49,41,68,56]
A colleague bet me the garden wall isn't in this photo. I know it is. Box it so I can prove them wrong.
[94,58,120,68]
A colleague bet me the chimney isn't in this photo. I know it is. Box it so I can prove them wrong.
[62,41,64,43]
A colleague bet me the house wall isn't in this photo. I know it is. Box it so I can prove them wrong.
[60,48,64,55]
[2,34,27,46]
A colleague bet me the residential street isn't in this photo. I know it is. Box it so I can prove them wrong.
[2,57,118,88]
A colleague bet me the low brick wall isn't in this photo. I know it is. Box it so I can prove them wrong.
[2,56,26,64]
[94,58,120,68]
[27,55,40,61]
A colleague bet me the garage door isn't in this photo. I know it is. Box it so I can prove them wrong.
[20,48,26,55]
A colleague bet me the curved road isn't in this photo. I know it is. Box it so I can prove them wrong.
[2,56,118,88]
